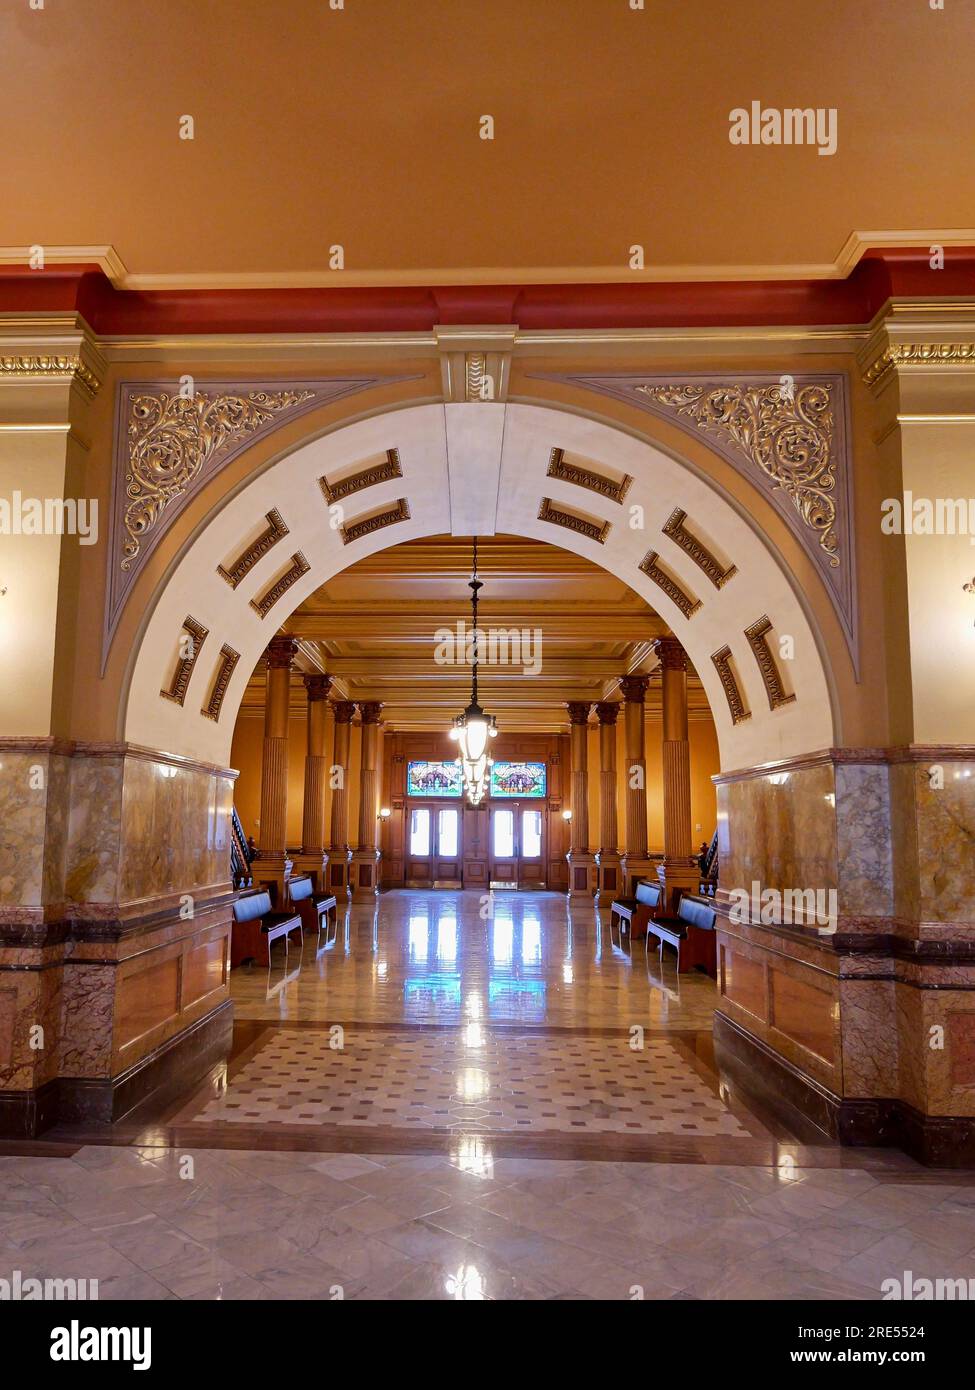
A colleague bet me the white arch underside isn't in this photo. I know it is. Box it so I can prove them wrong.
[123,402,835,770]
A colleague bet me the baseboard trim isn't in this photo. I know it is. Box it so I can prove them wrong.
[713,1011,975,1167]
[0,1001,233,1138]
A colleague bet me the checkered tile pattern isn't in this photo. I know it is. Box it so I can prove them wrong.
[190,1029,749,1137]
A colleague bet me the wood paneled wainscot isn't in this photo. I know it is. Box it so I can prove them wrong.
[716,919,842,1094]
[114,908,231,1076]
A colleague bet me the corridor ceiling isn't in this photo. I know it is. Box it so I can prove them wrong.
[241,535,712,732]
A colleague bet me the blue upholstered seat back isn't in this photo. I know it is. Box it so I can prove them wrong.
[289,877,313,902]
[233,890,271,923]
[678,896,716,931]
[635,881,661,908]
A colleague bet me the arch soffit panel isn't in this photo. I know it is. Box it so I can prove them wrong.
[122,400,836,772]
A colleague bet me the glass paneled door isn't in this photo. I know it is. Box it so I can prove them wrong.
[405,803,463,887]
[490,803,547,889]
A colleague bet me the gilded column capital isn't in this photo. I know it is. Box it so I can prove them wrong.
[333,700,357,725]
[303,673,333,702]
[566,701,592,726]
[595,701,621,725]
[265,635,299,669]
[652,636,687,672]
[358,701,383,725]
[619,674,650,703]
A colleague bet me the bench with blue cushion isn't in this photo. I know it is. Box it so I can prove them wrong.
[646,894,717,976]
[610,879,661,940]
[288,875,338,936]
[231,889,302,968]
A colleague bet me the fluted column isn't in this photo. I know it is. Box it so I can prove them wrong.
[290,673,332,890]
[566,701,597,903]
[252,634,298,903]
[327,699,356,896]
[654,636,699,912]
[619,673,654,893]
[351,701,383,900]
[594,701,622,905]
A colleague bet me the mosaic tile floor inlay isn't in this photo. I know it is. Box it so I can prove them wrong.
[187,1029,750,1138]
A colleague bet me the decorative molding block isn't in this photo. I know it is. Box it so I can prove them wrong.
[217,508,289,588]
[662,507,737,589]
[862,342,975,391]
[103,376,398,671]
[0,354,101,398]
[546,448,632,504]
[319,448,403,504]
[639,551,702,619]
[533,371,857,670]
[711,645,751,725]
[249,552,311,619]
[744,615,796,710]
[537,497,610,544]
[160,616,209,706]
[202,644,240,722]
[340,498,411,545]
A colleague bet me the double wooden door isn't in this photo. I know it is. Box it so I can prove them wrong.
[489,803,546,890]
[406,802,463,887]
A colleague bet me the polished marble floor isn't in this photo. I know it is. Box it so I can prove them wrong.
[5,890,975,1300]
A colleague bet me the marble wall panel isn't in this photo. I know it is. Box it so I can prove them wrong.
[64,755,123,906]
[0,951,63,1090]
[118,757,234,904]
[716,762,837,903]
[911,762,975,926]
[834,763,893,918]
[0,752,50,910]
[58,960,116,1078]
[839,977,898,1098]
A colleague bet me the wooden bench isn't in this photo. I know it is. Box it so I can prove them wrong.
[610,880,661,941]
[231,889,302,968]
[647,894,717,976]
[288,875,338,938]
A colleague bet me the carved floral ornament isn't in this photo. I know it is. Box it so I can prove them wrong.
[634,381,838,566]
[121,389,314,573]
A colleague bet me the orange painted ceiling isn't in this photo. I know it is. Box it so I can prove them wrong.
[2,0,974,287]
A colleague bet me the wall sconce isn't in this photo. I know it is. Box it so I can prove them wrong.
[562,809,573,821]
[378,807,392,820]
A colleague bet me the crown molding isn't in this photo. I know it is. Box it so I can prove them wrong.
[4,232,975,289]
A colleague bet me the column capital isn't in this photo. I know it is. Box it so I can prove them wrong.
[358,700,383,725]
[652,636,687,672]
[566,701,592,726]
[303,673,333,702]
[595,701,620,725]
[266,634,299,669]
[333,700,357,725]
[619,674,650,703]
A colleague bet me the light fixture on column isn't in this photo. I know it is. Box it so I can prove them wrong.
[448,536,498,804]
